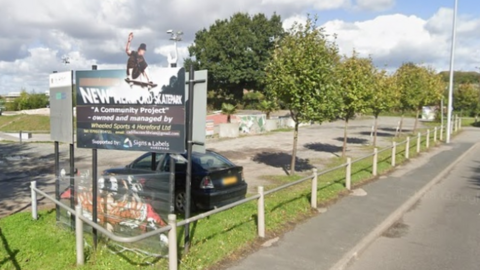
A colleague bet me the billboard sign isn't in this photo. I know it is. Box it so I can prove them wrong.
[49,71,74,143]
[75,67,186,153]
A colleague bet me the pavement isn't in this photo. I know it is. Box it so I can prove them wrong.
[347,133,480,270]
[227,127,480,270]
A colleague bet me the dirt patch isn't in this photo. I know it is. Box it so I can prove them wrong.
[210,147,278,161]
[382,219,410,238]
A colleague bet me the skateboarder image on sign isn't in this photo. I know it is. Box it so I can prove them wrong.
[125,32,157,89]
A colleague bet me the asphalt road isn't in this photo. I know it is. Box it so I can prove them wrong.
[347,140,480,270]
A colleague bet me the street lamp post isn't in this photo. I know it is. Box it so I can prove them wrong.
[446,0,458,143]
[167,30,183,68]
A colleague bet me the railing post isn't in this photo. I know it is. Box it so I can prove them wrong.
[453,115,457,133]
[31,181,37,220]
[257,186,265,238]
[168,214,178,270]
[459,117,462,130]
[75,205,84,266]
[405,137,410,159]
[346,158,352,190]
[373,148,378,176]
[426,129,430,148]
[440,125,444,141]
[311,169,318,209]
[370,125,374,143]
[391,142,396,167]
[434,127,437,143]
[19,130,22,144]
[453,116,457,133]
[416,132,421,153]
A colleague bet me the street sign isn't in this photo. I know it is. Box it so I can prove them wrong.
[50,71,74,143]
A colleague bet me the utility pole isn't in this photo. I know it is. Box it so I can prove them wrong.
[167,30,183,68]
[446,0,458,143]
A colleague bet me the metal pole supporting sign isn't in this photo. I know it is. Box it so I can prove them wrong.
[184,65,206,252]
[52,70,61,223]
[91,64,98,249]
[69,69,76,230]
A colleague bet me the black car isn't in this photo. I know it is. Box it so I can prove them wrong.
[103,150,248,212]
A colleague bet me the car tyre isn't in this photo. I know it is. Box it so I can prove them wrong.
[174,189,196,213]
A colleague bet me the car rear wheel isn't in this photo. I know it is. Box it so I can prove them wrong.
[174,189,196,213]
[174,190,186,212]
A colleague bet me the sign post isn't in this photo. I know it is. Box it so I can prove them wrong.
[184,66,207,252]
[49,70,74,225]
[185,66,194,252]
[91,65,98,249]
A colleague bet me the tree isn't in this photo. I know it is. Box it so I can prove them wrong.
[185,12,285,104]
[337,52,376,156]
[395,63,419,134]
[396,64,443,133]
[7,90,49,111]
[370,70,399,147]
[455,83,479,116]
[264,15,341,174]
[258,99,277,119]
[221,103,237,123]
[395,63,426,134]
[439,71,480,85]
[242,91,264,109]
[413,67,443,132]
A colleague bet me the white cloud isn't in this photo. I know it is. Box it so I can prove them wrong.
[0,1,478,95]
[322,8,480,72]
[354,0,395,11]
[2,0,334,94]
[282,14,309,30]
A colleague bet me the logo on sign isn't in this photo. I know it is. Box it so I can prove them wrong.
[49,72,71,88]
[55,92,67,100]
[123,138,132,148]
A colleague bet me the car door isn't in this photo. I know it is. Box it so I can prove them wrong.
[161,154,188,187]
[128,153,165,174]
[130,153,171,213]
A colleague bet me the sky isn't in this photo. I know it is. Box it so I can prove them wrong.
[0,0,479,95]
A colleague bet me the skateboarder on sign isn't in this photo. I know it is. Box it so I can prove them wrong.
[125,32,155,88]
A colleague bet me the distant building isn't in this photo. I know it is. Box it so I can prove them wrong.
[5,91,49,103]
[5,92,21,103]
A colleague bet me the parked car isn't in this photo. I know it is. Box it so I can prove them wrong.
[102,150,248,212]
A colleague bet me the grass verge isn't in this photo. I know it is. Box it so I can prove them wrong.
[0,115,50,132]
[0,126,458,270]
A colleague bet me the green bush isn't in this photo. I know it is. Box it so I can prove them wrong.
[242,91,264,109]
[6,91,49,111]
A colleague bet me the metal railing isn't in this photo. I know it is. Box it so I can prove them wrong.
[30,117,463,269]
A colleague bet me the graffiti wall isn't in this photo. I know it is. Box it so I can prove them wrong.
[236,114,266,134]
[58,169,171,257]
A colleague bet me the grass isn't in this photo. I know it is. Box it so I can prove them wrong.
[0,210,168,270]
[269,127,293,133]
[461,117,480,127]
[363,111,417,118]
[0,115,50,132]
[0,124,458,270]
